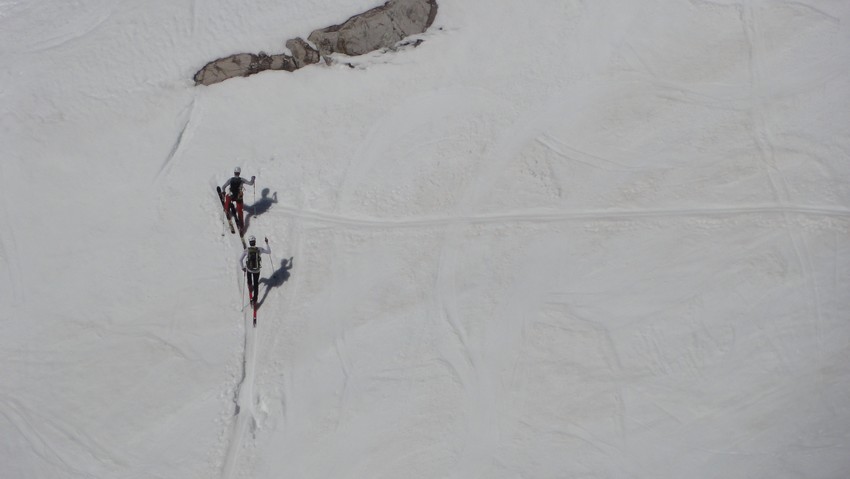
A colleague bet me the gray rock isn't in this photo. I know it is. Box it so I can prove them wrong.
[285,37,320,69]
[193,0,438,85]
[308,0,438,56]
[194,53,254,85]
[269,53,298,72]
[194,52,297,86]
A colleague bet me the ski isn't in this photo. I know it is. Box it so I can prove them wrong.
[217,186,236,234]
[247,289,257,327]
[234,212,245,237]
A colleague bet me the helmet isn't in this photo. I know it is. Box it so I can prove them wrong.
[234,166,241,175]
[248,235,256,245]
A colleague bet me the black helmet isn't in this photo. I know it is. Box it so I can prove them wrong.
[248,235,256,245]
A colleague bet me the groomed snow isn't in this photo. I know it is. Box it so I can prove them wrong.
[1,1,849,478]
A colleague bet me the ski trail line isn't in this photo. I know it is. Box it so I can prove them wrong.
[22,9,113,54]
[220,209,297,477]
[744,0,827,360]
[273,203,850,230]
[155,95,197,182]
[218,226,255,479]
[248,207,302,464]
[0,160,23,304]
[221,314,258,479]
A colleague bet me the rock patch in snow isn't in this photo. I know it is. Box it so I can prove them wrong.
[193,0,438,86]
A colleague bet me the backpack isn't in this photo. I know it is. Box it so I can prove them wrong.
[229,176,244,198]
[247,246,261,270]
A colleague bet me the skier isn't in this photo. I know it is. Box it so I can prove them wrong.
[240,235,270,306]
[222,166,255,233]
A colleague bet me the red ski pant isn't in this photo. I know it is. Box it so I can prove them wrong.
[225,195,244,223]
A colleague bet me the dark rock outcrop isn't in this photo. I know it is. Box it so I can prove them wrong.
[194,52,296,86]
[308,0,438,56]
[193,0,438,86]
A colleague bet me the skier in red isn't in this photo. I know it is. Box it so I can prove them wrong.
[222,166,255,233]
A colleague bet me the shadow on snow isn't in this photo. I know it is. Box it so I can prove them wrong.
[243,188,278,233]
[257,256,293,308]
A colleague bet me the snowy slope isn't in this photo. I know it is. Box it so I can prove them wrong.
[1,0,849,478]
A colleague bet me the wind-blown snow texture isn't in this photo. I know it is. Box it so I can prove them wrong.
[2,1,849,478]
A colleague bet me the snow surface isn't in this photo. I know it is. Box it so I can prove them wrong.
[2,0,850,478]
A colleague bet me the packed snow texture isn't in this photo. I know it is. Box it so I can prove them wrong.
[2,1,849,478]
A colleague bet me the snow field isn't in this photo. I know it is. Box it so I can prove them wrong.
[1,0,849,478]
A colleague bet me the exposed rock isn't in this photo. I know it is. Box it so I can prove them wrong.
[308,0,438,56]
[285,37,320,69]
[194,51,296,86]
[193,0,438,86]
[269,53,298,72]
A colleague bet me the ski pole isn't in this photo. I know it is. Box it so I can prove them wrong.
[265,237,277,278]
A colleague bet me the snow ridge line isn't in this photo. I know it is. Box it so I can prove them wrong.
[273,204,850,229]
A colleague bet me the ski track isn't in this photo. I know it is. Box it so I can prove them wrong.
[155,95,197,183]
[0,161,23,304]
[270,203,850,230]
[19,9,113,54]
[744,0,827,360]
[432,96,560,478]
[0,394,121,477]
[780,0,841,24]
[252,207,303,430]
[221,191,300,479]
[832,230,840,322]
[0,398,80,476]
[259,212,303,435]
[322,91,505,451]
[332,335,353,432]
[0,216,22,303]
[221,269,254,479]
[536,134,652,172]
[218,201,251,479]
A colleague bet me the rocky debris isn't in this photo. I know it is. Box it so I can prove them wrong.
[193,0,438,86]
[308,0,438,56]
[285,37,320,69]
[268,52,298,72]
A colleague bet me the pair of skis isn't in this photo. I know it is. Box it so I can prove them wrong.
[217,186,246,248]
[241,271,258,327]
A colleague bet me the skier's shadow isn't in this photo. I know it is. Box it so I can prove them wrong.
[257,256,293,308]
[243,189,278,232]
